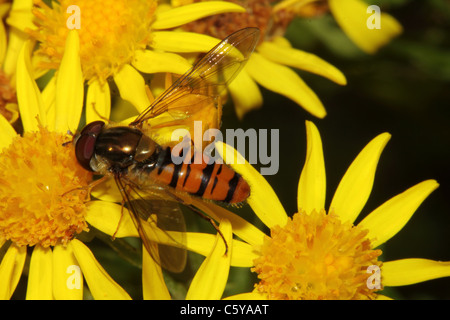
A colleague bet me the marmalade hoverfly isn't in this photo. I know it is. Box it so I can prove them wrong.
[73,27,259,272]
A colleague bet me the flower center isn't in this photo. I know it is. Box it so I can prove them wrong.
[29,0,157,82]
[252,210,382,300]
[179,0,280,42]
[0,126,93,247]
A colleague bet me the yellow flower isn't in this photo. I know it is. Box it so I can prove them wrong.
[9,0,246,125]
[278,0,403,54]
[176,0,347,119]
[0,0,27,129]
[193,121,449,299]
[0,31,131,300]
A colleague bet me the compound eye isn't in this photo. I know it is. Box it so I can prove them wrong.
[75,121,105,171]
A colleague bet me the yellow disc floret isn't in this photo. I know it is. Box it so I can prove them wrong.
[252,209,382,300]
[0,126,92,247]
[29,0,157,82]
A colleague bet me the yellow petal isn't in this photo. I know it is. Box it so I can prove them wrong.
[16,40,46,132]
[26,246,53,300]
[3,27,28,78]
[228,70,263,120]
[86,79,111,124]
[113,64,151,114]
[90,177,123,203]
[142,244,171,300]
[297,121,326,214]
[70,239,131,300]
[359,180,439,248]
[215,141,288,229]
[151,31,220,53]
[329,0,402,54]
[0,114,18,150]
[52,244,83,300]
[132,49,192,75]
[329,132,391,224]
[246,52,327,118]
[85,201,138,238]
[6,0,35,32]
[186,219,232,300]
[54,30,84,134]
[382,259,450,287]
[376,294,393,300]
[0,20,6,65]
[0,244,27,299]
[257,40,347,85]
[153,1,245,30]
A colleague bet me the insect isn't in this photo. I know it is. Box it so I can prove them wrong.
[73,27,260,272]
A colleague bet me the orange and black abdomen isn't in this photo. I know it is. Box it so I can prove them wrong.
[145,147,250,204]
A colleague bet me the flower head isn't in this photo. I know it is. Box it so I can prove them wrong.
[0,31,131,300]
[9,0,246,124]
[201,121,450,300]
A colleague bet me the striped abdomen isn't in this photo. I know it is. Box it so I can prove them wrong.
[142,147,250,204]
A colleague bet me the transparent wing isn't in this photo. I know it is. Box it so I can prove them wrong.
[114,175,187,273]
[129,27,260,128]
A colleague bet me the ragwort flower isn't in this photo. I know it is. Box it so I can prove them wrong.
[198,121,450,299]
[8,0,246,125]
[0,31,133,300]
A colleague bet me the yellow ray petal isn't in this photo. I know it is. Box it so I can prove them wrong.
[54,30,84,134]
[132,49,192,75]
[153,1,245,30]
[228,70,263,120]
[257,40,347,85]
[26,245,53,300]
[0,244,27,299]
[329,132,391,224]
[90,177,123,203]
[52,244,83,300]
[113,64,151,114]
[329,0,402,54]
[382,259,450,287]
[297,121,326,214]
[86,79,111,124]
[0,114,18,150]
[142,244,171,300]
[376,294,393,300]
[5,0,35,33]
[16,40,46,132]
[358,179,439,248]
[215,141,288,229]
[0,20,6,65]
[246,52,327,118]
[70,239,131,300]
[85,201,138,238]
[151,31,219,53]
[186,219,232,300]
[3,27,28,78]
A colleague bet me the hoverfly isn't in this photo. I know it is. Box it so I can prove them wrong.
[73,27,259,273]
